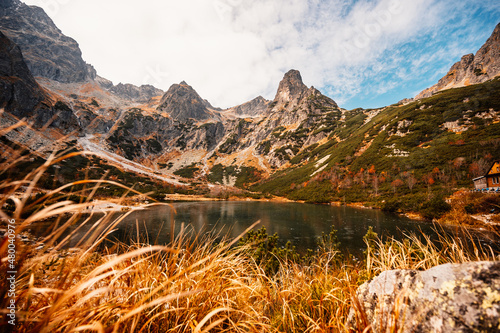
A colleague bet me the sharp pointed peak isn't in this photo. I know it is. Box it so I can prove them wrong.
[283,69,303,80]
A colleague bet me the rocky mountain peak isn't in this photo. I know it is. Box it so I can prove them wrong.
[157,81,213,121]
[273,69,309,107]
[416,22,500,99]
[489,21,500,43]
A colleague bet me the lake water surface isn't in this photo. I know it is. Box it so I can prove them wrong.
[100,201,496,255]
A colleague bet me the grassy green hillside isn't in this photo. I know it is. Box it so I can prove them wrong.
[253,78,500,218]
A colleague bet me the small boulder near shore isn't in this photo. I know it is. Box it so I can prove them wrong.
[348,261,500,332]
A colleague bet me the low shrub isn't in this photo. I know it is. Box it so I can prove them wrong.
[419,196,451,220]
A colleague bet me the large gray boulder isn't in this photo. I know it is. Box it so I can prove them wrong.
[348,261,500,332]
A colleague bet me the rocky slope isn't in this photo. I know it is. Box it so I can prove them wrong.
[157,81,218,121]
[416,22,500,99]
[0,0,96,83]
[109,83,164,103]
[224,96,270,117]
[0,31,78,131]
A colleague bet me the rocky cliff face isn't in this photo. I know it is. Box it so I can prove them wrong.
[208,69,341,170]
[0,30,45,118]
[109,83,164,103]
[416,22,500,99]
[157,81,216,121]
[271,69,310,112]
[225,96,270,117]
[0,0,96,83]
[0,31,79,131]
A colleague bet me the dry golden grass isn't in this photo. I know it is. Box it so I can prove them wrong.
[439,190,500,228]
[365,226,500,277]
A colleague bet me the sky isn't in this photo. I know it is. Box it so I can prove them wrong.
[23,0,500,110]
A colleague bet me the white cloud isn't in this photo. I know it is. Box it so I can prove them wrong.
[22,0,500,108]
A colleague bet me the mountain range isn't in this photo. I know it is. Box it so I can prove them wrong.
[1,0,500,207]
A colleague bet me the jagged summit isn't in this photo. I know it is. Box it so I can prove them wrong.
[157,81,213,121]
[416,22,500,99]
[268,69,338,116]
[273,69,309,107]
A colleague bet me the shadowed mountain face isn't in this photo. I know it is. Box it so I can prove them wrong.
[0,0,96,83]
[416,23,500,99]
[0,31,79,130]
[0,30,45,117]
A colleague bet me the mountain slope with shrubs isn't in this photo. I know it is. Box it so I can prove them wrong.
[253,78,500,218]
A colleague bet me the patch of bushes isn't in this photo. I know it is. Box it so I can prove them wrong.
[174,164,200,179]
[146,139,162,154]
[419,196,451,220]
[208,164,262,188]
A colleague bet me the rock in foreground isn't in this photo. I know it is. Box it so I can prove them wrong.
[348,261,500,332]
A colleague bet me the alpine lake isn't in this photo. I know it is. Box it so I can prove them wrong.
[42,201,500,256]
